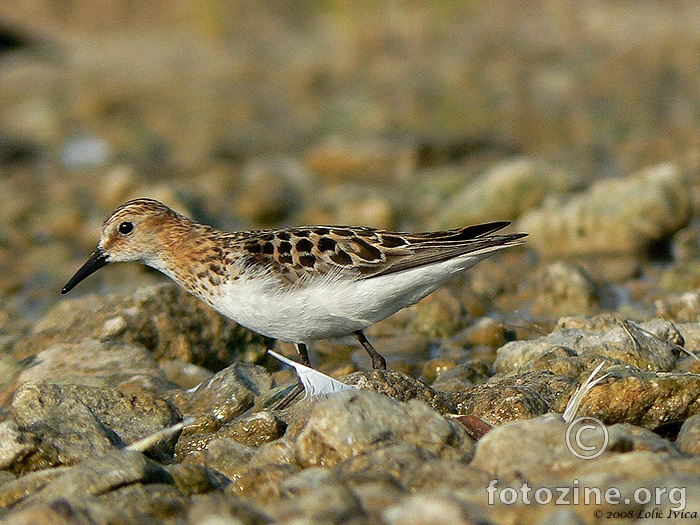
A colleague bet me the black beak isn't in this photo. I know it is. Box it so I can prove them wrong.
[61,248,109,294]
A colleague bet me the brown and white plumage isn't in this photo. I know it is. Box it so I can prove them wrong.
[62,198,526,370]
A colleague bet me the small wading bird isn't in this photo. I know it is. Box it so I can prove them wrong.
[62,199,526,404]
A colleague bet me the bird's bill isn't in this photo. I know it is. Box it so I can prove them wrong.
[61,248,109,294]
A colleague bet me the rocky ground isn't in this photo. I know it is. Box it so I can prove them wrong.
[3,1,700,524]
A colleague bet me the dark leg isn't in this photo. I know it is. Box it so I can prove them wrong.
[355,331,386,370]
[296,342,311,366]
[272,342,308,410]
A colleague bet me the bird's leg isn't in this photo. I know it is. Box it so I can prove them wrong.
[272,342,308,410]
[355,331,386,370]
[295,341,311,366]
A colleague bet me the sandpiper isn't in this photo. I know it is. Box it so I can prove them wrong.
[62,198,526,372]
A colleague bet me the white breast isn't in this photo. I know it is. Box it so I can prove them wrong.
[204,251,492,344]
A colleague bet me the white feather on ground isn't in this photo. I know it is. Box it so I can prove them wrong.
[562,361,609,423]
[126,417,195,452]
[268,349,355,399]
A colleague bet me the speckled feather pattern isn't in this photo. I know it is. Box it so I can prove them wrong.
[64,198,526,352]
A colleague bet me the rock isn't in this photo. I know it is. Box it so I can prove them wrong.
[215,411,285,448]
[0,449,172,515]
[656,290,700,322]
[470,414,581,481]
[676,414,700,455]
[305,136,411,183]
[341,370,453,414]
[494,316,679,374]
[451,371,573,424]
[225,462,299,500]
[234,155,314,226]
[518,163,691,257]
[337,442,478,494]
[10,381,181,469]
[606,423,680,455]
[451,316,511,349]
[263,468,365,523]
[436,158,584,228]
[159,359,213,389]
[181,363,274,435]
[0,420,38,469]
[174,411,284,462]
[383,494,476,525]
[164,463,228,496]
[530,261,601,317]
[186,493,273,524]
[405,287,466,338]
[554,366,700,430]
[14,283,271,370]
[14,339,172,396]
[294,390,474,468]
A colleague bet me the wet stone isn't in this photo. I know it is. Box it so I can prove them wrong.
[175,411,284,464]
[215,411,285,448]
[430,361,491,392]
[182,363,274,434]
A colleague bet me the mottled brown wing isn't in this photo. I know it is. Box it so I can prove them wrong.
[237,222,524,284]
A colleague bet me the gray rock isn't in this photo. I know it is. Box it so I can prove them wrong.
[495,316,679,374]
[437,157,584,228]
[677,414,700,455]
[14,283,270,370]
[0,450,174,522]
[337,442,480,494]
[16,339,172,394]
[470,413,682,485]
[264,468,366,523]
[518,163,691,257]
[186,493,273,524]
[656,291,700,323]
[10,381,181,469]
[0,420,37,469]
[294,390,474,468]
[384,494,477,525]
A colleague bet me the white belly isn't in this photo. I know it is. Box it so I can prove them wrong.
[204,252,489,344]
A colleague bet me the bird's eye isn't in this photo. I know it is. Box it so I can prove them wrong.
[118,222,134,235]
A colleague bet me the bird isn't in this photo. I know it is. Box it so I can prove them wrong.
[62,198,526,374]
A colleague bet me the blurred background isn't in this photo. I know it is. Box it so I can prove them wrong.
[1,0,700,326]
